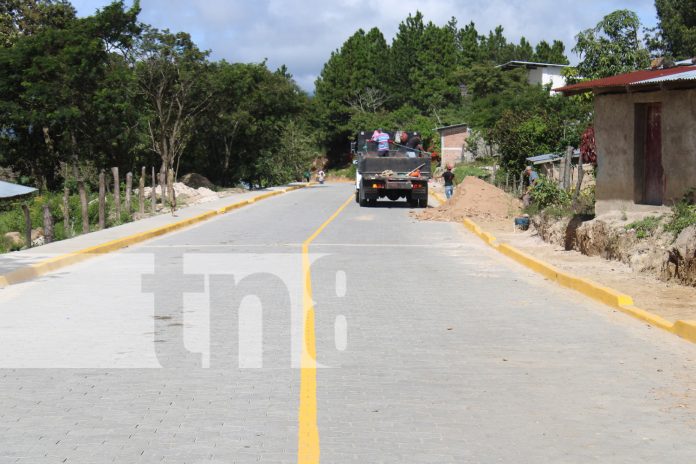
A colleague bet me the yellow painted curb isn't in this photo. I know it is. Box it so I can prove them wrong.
[456,214,696,345]
[672,320,696,343]
[0,186,305,288]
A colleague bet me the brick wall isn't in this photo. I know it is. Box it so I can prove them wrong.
[440,127,469,166]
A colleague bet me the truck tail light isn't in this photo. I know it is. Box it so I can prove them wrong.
[372,183,381,188]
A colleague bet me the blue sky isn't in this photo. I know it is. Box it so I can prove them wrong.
[70,0,658,92]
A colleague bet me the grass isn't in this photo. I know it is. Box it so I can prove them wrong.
[453,165,488,183]
[0,189,143,253]
[625,216,661,239]
[329,164,356,179]
[665,200,696,237]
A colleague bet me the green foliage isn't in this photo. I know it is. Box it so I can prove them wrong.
[626,216,661,239]
[330,164,356,179]
[186,61,309,186]
[453,165,487,183]
[0,0,141,188]
[665,200,696,236]
[651,0,696,59]
[529,175,571,210]
[573,10,650,79]
[0,0,77,47]
[314,12,570,160]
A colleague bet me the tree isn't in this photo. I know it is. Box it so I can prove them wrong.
[388,12,425,102]
[0,0,141,187]
[314,27,390,155]
[456,21,482,66]
[573,10,650,79]
[135,27,211,178]
[0,0,75,47]
[534,40,569,64]
[652,0,696,59]
[186,61,308,186]
[516,37,535,61]
[409,20,461,113]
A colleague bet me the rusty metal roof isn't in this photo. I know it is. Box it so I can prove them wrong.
[555,65,696,95]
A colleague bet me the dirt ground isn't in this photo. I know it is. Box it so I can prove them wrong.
[425,177,696,323]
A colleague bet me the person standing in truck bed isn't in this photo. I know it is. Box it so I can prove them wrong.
[406,133,424,158]
[371,128,391,157]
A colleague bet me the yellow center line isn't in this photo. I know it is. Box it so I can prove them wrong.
[298,194,354,464]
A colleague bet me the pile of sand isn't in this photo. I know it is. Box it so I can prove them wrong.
[140,182,219,203]
[420,176,521,221]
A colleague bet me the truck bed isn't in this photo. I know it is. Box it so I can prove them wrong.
[357,156,431,178]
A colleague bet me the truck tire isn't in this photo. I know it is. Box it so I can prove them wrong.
[355,190,359,203]
[418,198,428,208]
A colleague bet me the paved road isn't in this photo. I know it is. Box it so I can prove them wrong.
[0,183,695,463]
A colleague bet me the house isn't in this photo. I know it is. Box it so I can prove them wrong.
[435,124,470,166]
[498,61,569,94]
[556,64,696,215]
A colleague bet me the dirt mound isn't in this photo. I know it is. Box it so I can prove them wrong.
[419,176,521,222]
[180,173,215,189]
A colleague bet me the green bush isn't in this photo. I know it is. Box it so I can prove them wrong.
[626,216,661,239]
[665,200,696,237]
[529,175,571,210]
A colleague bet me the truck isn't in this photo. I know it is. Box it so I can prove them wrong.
[352,130,431,208]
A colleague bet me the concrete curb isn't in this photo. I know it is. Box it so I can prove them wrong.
[432,191,696,345]
[0,185,306,288]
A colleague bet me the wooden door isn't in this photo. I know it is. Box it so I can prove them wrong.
[643,103,664,205]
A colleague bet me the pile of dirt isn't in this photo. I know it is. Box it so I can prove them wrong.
[419,176,521,221]
[180,173,215,190]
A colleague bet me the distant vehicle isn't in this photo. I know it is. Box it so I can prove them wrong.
[352,131,431,208]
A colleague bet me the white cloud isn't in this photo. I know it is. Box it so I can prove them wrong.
[71,0,658,92]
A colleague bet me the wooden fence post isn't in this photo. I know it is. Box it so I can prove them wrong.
[572,163,586,212]
[22,204,31,248]
[111,167,121,222]
[43,204,53,244]
[77,180,89,234]
[125,172,132,219]
[62,186,70,238]
[139,166,145,214]
[563,146,573,190]
[151,167,157,213]
[99,170,106,230]
[159,172,166,207]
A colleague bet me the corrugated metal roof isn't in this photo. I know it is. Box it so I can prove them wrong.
[555,65,696,95]
[526,151,580,165]
[635,69,696,84]
[435,123,468,131]
[526,153,561,164]
[498,61,569,69]
[0,180,37,199]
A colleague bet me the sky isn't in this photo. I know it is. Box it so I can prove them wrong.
[70,0,659,92]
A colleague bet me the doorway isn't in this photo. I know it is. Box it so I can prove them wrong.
[634,103,664,205]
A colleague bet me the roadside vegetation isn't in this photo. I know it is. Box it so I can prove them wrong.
[2,0,695,253]
[625,216,662,239]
